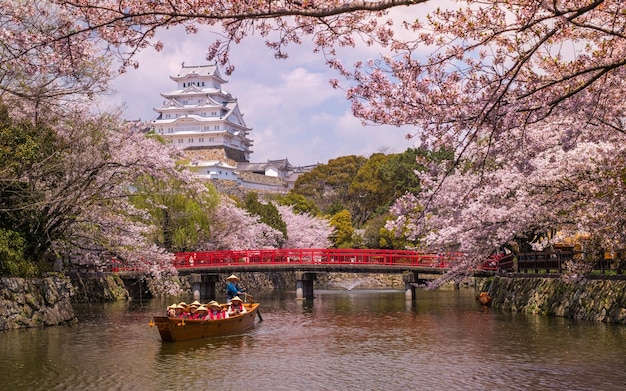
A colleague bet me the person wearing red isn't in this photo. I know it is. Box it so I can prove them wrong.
[195,305,208,320]
[173,304,186,318]
[188,301,201,319]
[227,296,247,317]
[178,302,190,318]
[207,301,228,320]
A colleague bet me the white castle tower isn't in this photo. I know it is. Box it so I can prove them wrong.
[152,63,253,164]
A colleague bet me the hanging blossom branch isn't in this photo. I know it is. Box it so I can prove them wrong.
[0,0,423,73]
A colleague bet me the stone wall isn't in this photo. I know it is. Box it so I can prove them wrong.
[70,273,130,303]
[486,276,626,324]
[0,275,76,331]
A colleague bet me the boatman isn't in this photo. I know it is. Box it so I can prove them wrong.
[225,274,246,303]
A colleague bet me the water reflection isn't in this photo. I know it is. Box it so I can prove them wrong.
[1,288,626,390]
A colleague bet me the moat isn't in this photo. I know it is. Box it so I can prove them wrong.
[2,288,625,390]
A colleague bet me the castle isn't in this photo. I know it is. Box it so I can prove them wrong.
[152,63,315,191]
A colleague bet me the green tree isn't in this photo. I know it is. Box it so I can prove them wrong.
[243,192,287,246]
[273,192,319,216]
[0,229,36,277]
[379,147,454,201]
[0,105,66,268]
[362,214,389,249]
[328,209,355,248]
[130,177,218,252]
[348,153,393,226]
[293,155,367,215]
[378,225,414,250]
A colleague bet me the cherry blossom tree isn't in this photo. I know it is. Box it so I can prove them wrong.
[203,196,284,250]
[2,1,418,75]
[387,115,626,279]
[5,0,626,275]
[5,1,624,149]
[54,115,206,271]
[0,104,207,277]
[0,1,111,115]
[202,198,332,250]
[275,204,333,248]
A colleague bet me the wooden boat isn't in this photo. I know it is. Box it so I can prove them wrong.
[151,303,260,342]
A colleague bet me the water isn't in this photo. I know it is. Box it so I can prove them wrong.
[1,288,625,391]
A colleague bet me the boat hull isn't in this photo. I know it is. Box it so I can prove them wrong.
[153,303,260,342]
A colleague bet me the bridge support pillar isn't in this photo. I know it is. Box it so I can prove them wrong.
[403,271,419,301]
[190,273,219,300]
[295,271,316,300]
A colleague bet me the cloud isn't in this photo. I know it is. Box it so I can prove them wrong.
[103,12,428,166]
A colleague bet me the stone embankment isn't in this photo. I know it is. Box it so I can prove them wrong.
[70,273,130,302]
[0,275,76,331]
[486,276,626,324]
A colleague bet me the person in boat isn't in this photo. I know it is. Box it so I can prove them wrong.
[226,274,246,303]
[227,296,247,317]
[173,304,186,318]
[195,305,208,320]
[178,302,190,318]
[207,301,229,320]
[188,301,201,319]
[166,303,177,317]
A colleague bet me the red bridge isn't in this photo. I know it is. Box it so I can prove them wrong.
[172,248,501,275]
[165,248,503,300]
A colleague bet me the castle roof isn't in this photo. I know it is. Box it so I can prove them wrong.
[170,63,227,83]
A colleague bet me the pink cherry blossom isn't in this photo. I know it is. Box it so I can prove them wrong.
[3,0,625,280]
[275,204,333,248]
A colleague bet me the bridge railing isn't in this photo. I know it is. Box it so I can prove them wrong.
[173,248,469,269]
[110,248,625,275]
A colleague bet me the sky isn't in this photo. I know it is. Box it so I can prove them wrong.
[102,8,439,167]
